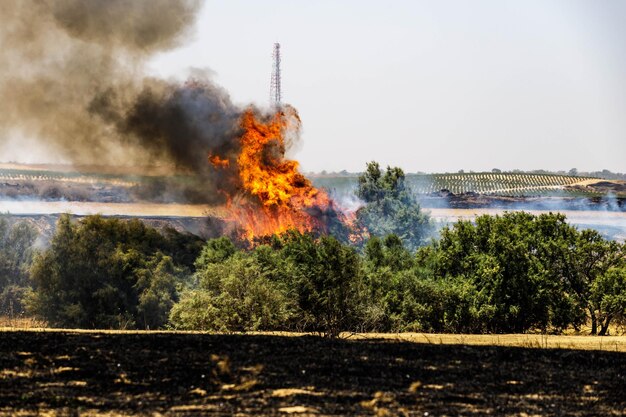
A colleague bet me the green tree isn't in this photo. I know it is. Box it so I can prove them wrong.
[362,235,416,331]
[278,231,366,337]
[0,219,38,316]
[433,212,586,333]
[170,248,294,332]
[356,162,432,251]
[362,235,483,333]
[590,267,626,335]
[194,236,237,266]
[563,231,626,335]
[28,215,200,329]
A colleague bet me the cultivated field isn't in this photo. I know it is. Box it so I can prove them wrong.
[1,164,620,199]
[313,172,618,197]
[409,173,601,196]
[1,330,625,416]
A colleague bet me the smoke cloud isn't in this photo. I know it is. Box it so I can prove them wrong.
[0,0,258,202]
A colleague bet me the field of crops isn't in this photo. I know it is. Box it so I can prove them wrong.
[406,172,599,196]
[0,165,611,198]
[312,172,603,197]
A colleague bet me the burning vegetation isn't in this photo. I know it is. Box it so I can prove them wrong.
[211,107,349,242]
[0,0,355,243]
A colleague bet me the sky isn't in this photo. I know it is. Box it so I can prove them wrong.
[2,0,619,175]
[146,0,626,174]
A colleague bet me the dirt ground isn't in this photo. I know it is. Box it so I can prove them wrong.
[1,331,625,416]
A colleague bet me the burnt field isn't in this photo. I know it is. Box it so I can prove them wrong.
[1,331,625,416]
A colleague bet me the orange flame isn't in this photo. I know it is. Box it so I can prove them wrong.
[223,107,335,241]
[209,154,230,168]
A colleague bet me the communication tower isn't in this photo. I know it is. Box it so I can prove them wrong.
[270,42,282,109]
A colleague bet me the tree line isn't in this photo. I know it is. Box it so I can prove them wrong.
[1,162,625,335]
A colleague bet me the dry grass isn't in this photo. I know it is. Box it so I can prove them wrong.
[0,315,47,330]
[2,322,625,352]
[348,332,626,352]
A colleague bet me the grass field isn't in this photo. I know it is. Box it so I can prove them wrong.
[1,330,625,416]
[2,325,626,352]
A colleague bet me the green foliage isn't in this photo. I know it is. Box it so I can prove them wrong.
[0,218,38,316]
[362,236,484,333]
[19,209,626,338]
[356,162,433,252]
[132,253,181,329]
[28,215,201,329]
[357,162,408,203]
[166,213,624,337]
[168,290,220,330]
[194,236,237,266]
[280,233,365,337]
[562,229,625,335]
[396,275,483,333]
[170,246,294,332]
[431,212,619,333]
[590,267,626,335]
[171,232,367,336]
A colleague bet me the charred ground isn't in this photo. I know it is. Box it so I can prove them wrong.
[1,331,625,416]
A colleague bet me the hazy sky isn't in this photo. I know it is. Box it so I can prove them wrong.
[0,1,598,174]
[147,0,626,173]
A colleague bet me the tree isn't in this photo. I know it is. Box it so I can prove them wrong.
[28,215,200,329]
[362,235,484,333]
[277,231,366,337]
[170,245,294,331]
[590,267,626,335]
[194,236,237,266]
[563,230,625,335]
[0,218,38,316]
[356,162,433,251]
[433,212,586,333]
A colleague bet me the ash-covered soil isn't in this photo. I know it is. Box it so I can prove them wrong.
[1,331,625,416]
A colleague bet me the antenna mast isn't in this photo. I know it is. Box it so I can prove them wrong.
[270,43,282,109]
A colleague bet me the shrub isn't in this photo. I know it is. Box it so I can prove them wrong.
[170,252,294,331]
[28,215,200,329]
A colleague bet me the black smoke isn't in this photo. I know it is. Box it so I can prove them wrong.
[0,0,255,203]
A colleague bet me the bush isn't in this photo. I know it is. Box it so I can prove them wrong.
[28,215,201,329]
[277,232,367,336]
[430,212,618,333]
[169,249,294,331]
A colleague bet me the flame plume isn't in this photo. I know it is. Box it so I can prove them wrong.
[213,106,341,241]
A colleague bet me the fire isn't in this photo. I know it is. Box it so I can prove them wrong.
[218,107,339,241]
[209,154,230,168]
[237,108,323,208]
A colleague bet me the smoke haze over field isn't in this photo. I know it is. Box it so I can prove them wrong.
[0,0,246,178]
